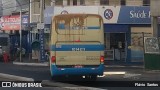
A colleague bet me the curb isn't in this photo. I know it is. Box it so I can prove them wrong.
[13,62,49,66]
[0,73,34,81]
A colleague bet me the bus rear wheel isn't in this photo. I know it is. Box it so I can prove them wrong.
[86,75,97,81]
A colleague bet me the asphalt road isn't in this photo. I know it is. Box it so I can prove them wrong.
[1,62,160,89]
[0,62,50,81]
[0,87,69,90]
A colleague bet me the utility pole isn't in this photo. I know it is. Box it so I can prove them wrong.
[15,0,22,62]
[152,17,159,37]
[39,0,45,62]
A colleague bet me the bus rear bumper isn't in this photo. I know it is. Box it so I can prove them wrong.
[50,64,104,76]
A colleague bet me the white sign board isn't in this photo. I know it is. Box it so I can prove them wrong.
[99,6,120,23]
[54,6,99,16]
[37,23,44,29]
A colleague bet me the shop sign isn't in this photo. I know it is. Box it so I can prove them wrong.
[39,28,45,62]
[104,9,113,20]
[118,6,151,24]
[0,15,28,30]
[100,6,151,24]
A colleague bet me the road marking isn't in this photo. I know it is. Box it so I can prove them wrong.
[42,80,107,90]
[97,75,106,77]
[103,71,126,75]
[13,62,49,66]
[0,73,34,81]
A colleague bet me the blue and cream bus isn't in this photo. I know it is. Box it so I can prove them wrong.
[49,14,104,80]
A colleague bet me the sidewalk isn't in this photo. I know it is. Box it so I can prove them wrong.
[11,56,146,68]
[12,57,49,66]
[104,60,144,68]
[12,57,144,68]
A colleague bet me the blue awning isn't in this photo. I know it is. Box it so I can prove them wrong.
[104,24,129,33]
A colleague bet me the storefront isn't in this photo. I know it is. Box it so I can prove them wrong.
[100,6,153,64]
[44,6,154,64]
[0,15,29,55]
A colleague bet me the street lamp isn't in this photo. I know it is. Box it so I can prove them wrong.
[15,0,22,62]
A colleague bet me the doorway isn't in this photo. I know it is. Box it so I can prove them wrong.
[110,33,127,61]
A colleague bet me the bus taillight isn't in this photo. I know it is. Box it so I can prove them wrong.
[100,56,104,63]
[51,56,56,63]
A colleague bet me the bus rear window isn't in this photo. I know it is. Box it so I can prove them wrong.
[54,15,102,34]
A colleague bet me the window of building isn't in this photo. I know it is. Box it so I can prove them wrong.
[67,0,70,5]
[126,0,143,6]
[55,0,63,5]
[100,0,109,5]
[80,0,85,5]
[33,0,40,14]
[109,0,120,6]
[121,0,126,5]
[143,0,150,6]
[73,0,77,5]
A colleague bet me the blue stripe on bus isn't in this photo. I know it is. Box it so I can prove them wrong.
[51,45,104,51]
[58,24,100,30]
[51,64,104,76]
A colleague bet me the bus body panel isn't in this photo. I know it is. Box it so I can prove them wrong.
[50,14,104,77]
[50,64,104,76]
[52,42,103,65]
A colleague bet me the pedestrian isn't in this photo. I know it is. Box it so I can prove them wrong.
[10,44,14,61]
[16,47,20,58]
[45,50,49,61]
[0,46,3,62]
[12,45,18,61]
[3,51,9,63]
[21,47,26,57]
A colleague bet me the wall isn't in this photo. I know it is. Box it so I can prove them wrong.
[109,0,120,6]
[99,6,151,24]
[126,0,143,6]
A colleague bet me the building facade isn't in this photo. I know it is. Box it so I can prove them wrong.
[0,0,30,55]
[0,0,153,63]
[43,0,152,64]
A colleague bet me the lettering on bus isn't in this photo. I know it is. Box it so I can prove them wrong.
[72,48,85,51]
[86,56,99,60]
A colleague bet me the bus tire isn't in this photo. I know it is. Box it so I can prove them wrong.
[51,76,55,80]
[86,75,97,81]
[90,75,97,81]
[51,75,59,81]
